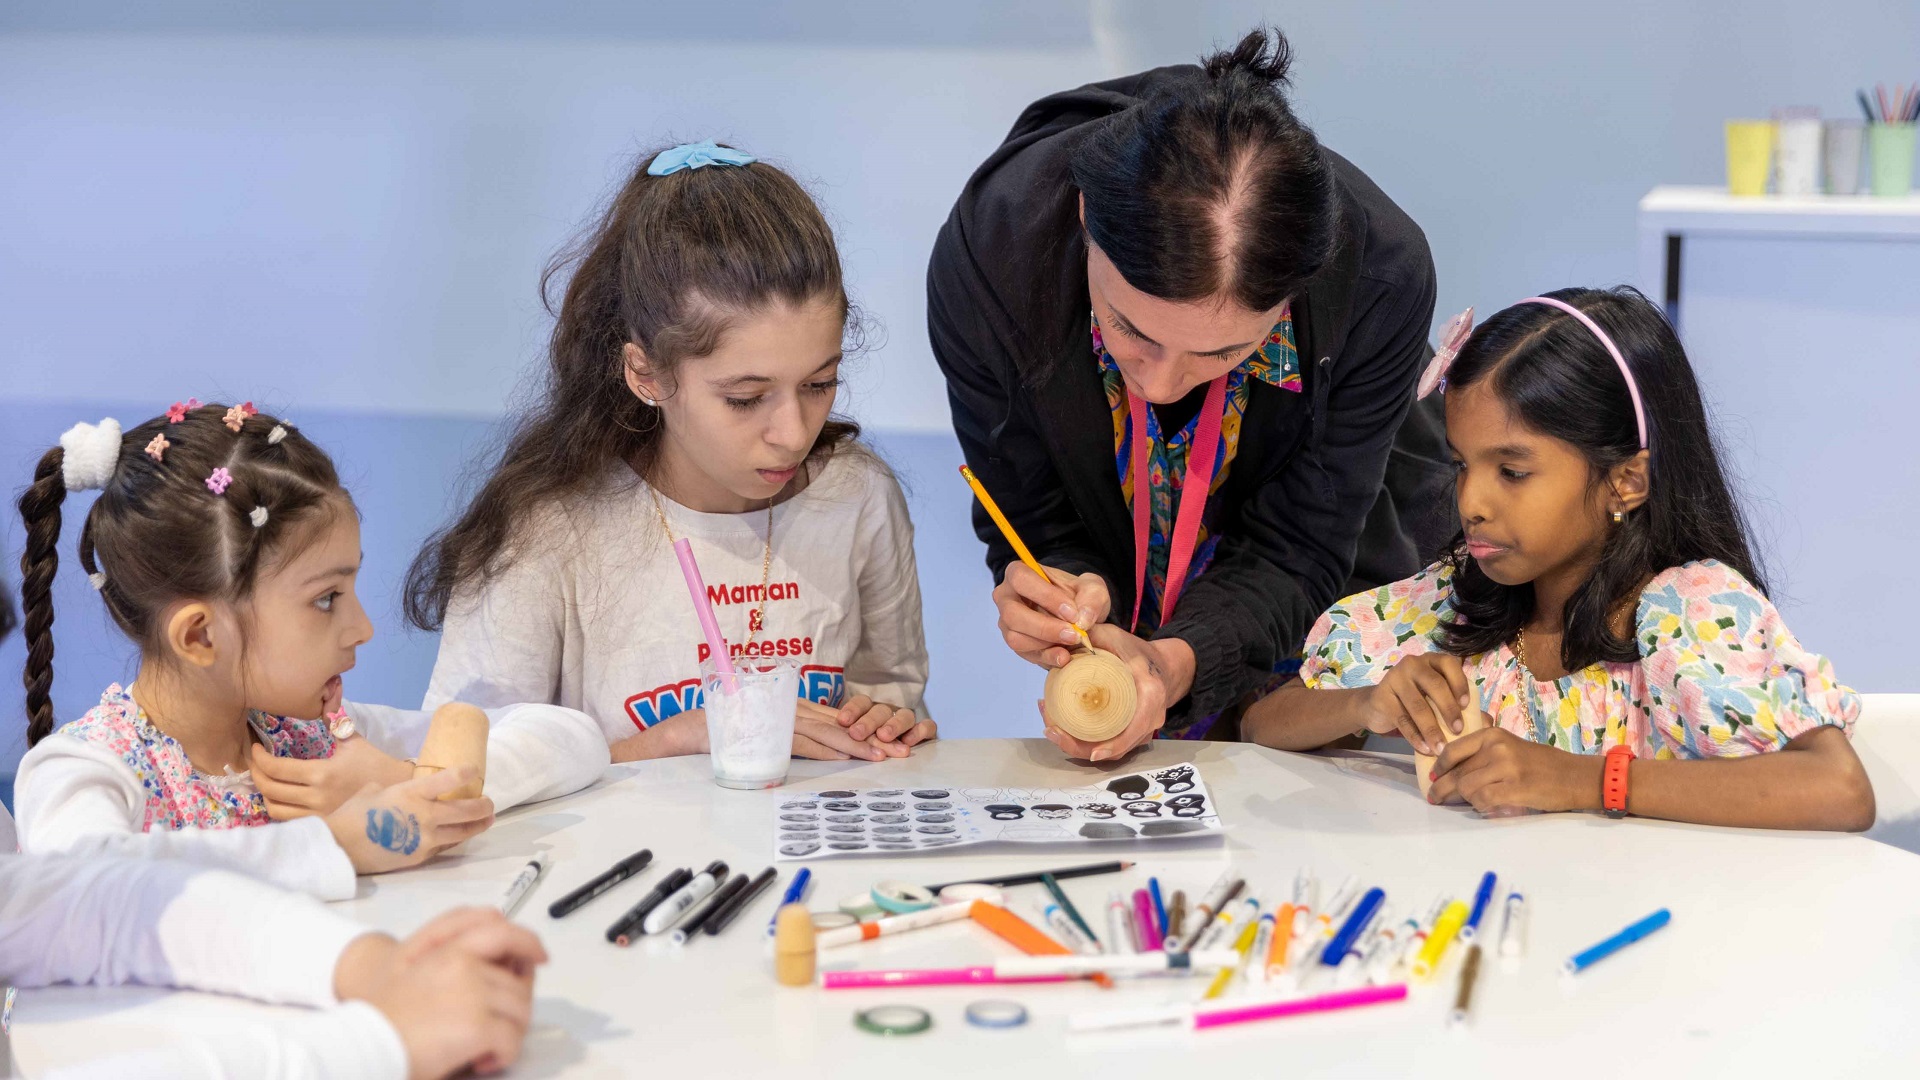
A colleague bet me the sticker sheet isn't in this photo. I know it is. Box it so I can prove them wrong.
[772,762,1224,861]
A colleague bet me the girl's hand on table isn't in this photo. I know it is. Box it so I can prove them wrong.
[819,694,937,747]
[1428,728,1598,813]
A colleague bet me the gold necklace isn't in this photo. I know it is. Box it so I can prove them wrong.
[648,485,775,647]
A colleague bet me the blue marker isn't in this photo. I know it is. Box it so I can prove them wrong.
[1460,872,1497,943]
[1148,877,1169,936]
[766,867,812,937]
[1320,886,1386,966]
[1563,909,1671,975]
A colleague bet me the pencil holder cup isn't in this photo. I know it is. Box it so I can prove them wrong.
[1725,120,1774,196]
[1824,120,1865,194]
[1869,123,1916,197]
[1773,118,1822,196]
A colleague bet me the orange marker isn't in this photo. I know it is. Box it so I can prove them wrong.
[971,902,1113,988]
[1267,902,1296,977]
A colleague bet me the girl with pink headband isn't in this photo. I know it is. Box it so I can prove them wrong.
[1244,286,1873,831]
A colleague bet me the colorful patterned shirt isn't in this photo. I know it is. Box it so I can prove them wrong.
[52,684,336,832]
[1093,309,1301,738]
[1299,560,1858,758]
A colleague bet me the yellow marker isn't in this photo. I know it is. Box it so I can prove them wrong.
[959,465,1090,648]
[1204,918,1263,1000]
[1412,900,1470,980]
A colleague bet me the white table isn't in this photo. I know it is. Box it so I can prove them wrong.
[15,732,1920,1078]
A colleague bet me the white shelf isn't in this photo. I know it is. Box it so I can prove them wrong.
[1639,184,1920,239]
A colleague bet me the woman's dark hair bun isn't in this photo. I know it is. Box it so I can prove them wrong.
[1203,27,1294,87]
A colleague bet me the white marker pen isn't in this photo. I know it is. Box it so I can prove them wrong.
[642,859,727,936]
[1106,893,1138,955]
[497,854,549,917]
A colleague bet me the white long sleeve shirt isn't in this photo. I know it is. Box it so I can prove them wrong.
[0,845,407,1080]
[425,451,929,741]
[13,698,609,900]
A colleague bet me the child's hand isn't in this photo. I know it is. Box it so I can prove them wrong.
[820,695,938,748]
[340,914,540,1080]
[792,699,902,760]
[642,704,899,763]
[1427,728,1600,813]
[1361,652,1472,754]
[253,737,415,820]
[325,767,496,875]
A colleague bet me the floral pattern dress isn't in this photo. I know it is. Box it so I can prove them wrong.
[1298,560,1858,758]
[1094,310,1302,740]
[52,684,337,831]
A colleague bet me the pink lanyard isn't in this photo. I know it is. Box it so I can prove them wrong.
[1128,374,1228,633]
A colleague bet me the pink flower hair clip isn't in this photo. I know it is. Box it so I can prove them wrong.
[144,433,170,462]
[1416,307,1475,399]
[222,402,258,433]
[205,467,233,495]
[166,398,201,424]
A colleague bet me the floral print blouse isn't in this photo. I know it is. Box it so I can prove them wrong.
[52,684,336,831]
[1299,560,1858,759]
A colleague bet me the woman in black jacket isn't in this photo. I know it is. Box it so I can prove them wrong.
[929,28,1450,760]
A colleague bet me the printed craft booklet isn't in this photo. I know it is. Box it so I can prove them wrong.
[772,762,1225,861]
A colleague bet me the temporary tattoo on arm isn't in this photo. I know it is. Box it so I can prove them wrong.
[365,807,421,855]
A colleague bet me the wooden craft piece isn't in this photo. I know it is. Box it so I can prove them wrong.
[1042,648,1138,743]
[773,902,817,986]
[1415,684,1486,800]
[413,702,489,800]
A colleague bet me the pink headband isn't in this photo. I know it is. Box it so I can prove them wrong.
[1520,296,1648,450]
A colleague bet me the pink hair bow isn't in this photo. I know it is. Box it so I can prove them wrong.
[1416,307,1474,399]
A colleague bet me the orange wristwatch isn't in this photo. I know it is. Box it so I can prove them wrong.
[1602,745,1633,818]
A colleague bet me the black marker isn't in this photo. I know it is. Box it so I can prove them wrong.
[704,867,779,937]
[549,848,653,918]
[607,867,690,946]
[671,872,750,944]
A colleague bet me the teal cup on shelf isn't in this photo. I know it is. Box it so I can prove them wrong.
[1868,123,1915,197]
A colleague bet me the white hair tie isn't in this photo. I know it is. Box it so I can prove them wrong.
[59,419,123,492]
[88,572,108,591]
[250,506,269,528]
[267,423,290,446]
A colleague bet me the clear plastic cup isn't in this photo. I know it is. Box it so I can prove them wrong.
[701,657,799,789]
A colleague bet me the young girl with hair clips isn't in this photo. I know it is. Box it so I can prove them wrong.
[406,141,935,762]
[1244,287,1875,831]
[13,403,608,899]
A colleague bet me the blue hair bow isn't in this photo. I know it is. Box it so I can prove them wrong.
[647,140,756,176]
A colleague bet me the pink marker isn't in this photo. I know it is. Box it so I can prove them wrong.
[1133,889,1164,951]
[821,967,1075,990]
[1191,983,1408,1031]
[672,538,737,682]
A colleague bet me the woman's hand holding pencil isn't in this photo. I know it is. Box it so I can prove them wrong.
[993,561,1111,670]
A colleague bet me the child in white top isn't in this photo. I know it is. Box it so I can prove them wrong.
[0,847,543,1079]
[406,141,934,763]
[12,405,607,899]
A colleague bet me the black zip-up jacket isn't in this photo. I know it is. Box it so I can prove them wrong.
[927,63,1453,728]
